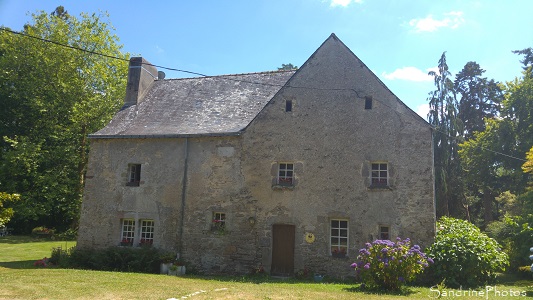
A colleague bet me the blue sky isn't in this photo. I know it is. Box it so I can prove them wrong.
[1,0,531,118]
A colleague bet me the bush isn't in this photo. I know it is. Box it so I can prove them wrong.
[426,217,509,288]
[49,246,72,267]
[61,246,163,273]
[517,266,533,279]
[351,238,433,290]
[31,226,54,236]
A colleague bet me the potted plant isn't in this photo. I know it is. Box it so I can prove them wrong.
[169,259,186,276]
[159,252,176,274]
[211,220,226,235]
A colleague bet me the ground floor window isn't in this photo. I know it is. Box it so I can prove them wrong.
[120,218,155,246]
[379,225,390,240]
[211,212,226,234]
[140,220,155,246]
[121,219,135,246]
[330,219,348,257]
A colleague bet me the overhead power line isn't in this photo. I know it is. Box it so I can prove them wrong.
[1,27,529,164]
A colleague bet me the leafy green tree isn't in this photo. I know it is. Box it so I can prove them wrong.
[0,6,128,232]
[0,192,20,227]
[427,52,463,217]
[458,49,533,226]
[524,146,533,185]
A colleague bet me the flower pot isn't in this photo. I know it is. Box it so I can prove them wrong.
[160,263,172,274]
[168,269,178,276]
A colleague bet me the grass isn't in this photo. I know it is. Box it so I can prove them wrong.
[1,236,533,299]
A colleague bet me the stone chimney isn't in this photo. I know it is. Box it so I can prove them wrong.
[123,57,158,108]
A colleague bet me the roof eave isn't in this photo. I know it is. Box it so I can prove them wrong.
[87,131,242,139]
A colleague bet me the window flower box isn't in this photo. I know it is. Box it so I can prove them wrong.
[211,219,226,235]
[120,238,133,247]
[331,248,347,258]
[139,238,153,247]
[278,177,293,186]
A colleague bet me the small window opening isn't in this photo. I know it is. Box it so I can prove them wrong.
[127,164,141,186]
[212,212,226,232]
[379,225,390,240]
[365,97,373,110]
[285,100,293,112]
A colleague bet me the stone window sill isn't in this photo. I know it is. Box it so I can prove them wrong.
[272,185,295,191]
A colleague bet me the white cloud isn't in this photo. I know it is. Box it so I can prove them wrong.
[408,11,464,32]
[330,0,363,7]
[382,67,436,82]
[415,103,430,120]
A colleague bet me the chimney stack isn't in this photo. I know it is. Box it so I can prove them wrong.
[123,57,158,109]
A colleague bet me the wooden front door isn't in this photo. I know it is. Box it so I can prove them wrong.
[271,224,295,276]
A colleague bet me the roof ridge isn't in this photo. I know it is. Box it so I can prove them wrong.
[158,69,296,81]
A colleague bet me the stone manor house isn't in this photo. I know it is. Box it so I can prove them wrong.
[77,34,436,277]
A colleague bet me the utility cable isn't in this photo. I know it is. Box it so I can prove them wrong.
[1,27,529,163]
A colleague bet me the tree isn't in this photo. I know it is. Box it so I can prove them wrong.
[0,192,20,227]
[277,63,298,71]
[459,48,533,225]
[524,146,533,189]
[454,61,502,139]
[427,52,463,217]
[453,62,503,224]
[0,6,128,232]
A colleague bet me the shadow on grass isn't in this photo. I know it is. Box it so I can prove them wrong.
[0,235,50,244]
[0,260,38,269]
[343,285,416,296]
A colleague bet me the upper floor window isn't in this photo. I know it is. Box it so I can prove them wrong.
[127,164,141,186]
[285,99,293,112]
[371,163,388,187]
[365,96,373,110]
[278,163,294,186]
[331,219,348,257]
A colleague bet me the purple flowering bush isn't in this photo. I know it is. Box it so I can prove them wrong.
[351,238,433,290]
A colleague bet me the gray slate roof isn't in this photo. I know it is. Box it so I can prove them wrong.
[91,71,295,138]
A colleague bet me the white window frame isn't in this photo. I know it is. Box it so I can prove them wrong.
[140,220,155,246]
[330,219,348,256]
[277,163,294,186]
[371,162,388,187]
[121,219,135,245]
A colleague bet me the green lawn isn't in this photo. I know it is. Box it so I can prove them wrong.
[1,236,533,299]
